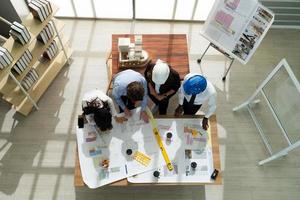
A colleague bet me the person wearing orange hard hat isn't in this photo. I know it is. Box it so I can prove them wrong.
[144,59,180,115]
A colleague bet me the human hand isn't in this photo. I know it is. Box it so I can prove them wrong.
[124,108,132,118]
[156,94,166,101]
[202,117,209,130]
[140,111,149,123]
[115,116,128,123]
[174,105,183,116]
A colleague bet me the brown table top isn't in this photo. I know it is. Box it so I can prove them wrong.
[74,115,222,187]
[111,34,190,80]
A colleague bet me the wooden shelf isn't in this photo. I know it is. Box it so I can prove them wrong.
[16,19,64,82]
[16,45,72,115]
[3,37,70,106]
[0,4,58,81]
[0,19,64,96]
[0,3,72,116]
[22,4,59,38]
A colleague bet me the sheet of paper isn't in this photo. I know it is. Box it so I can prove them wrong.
[128,119,214,183]
[76,125,127,188]
[76,108,164,188]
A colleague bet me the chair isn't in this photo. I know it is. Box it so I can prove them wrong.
[105,50,113,95]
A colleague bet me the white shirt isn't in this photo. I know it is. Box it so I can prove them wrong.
[155,83,161,94]
[178,73,217,118]
[82,90,117,124]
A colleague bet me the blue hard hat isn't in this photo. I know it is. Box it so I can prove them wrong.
[183,75,207,95]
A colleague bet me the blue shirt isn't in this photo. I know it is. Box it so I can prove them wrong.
[112,70,148,111]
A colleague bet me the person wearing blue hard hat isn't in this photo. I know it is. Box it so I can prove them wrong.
[175,73,216,130]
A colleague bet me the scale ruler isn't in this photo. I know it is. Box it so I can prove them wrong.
[146,107,174,171]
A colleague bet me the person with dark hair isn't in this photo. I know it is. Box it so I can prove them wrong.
[82,90,126,132]
[144,59,180,115]
[174,73,216,130]
[112,69,149,123]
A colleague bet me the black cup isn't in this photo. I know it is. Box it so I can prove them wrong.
[153,170,160,178]
[126,149,133,155]
[191,162,197,169]
[166,132,172,140]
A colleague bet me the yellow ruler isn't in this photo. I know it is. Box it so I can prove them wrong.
[146,107,174,171]
[133,151,151,166]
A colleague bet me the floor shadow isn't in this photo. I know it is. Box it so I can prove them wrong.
[0,64,70,196]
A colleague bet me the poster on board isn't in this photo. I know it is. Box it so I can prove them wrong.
[201,0,274,64]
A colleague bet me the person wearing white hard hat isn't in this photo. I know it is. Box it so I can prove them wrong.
[144,59,180,114]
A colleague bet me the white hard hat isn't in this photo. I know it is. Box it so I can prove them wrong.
[152,59,170,84]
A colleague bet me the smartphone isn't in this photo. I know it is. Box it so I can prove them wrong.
[78,116,84,128]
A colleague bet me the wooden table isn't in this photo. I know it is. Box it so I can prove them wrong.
[74,115,222,186]
[111,34,190,80]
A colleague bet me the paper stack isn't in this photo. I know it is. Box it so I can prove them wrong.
[42,40,59,60]
[12,50,33,75]
[0,46,13,69]
[37,22,55,44]
[28,0,53,22]
[9,22,31,45]
[21,68,39,91]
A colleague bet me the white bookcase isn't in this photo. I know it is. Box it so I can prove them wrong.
[0,4,72,116]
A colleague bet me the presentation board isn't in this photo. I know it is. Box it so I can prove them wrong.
[201,0,274,64]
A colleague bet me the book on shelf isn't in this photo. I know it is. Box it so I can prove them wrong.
[25,49,33,61]
[48,44,55,58]
[32,0,48,20]
[0,52,11,66]
[21,80,30,90]
[47,22,55,36]
[12,63,23,75]
[10,24,30,44]
[0,54,7,69]
[43,40,59,60]
[37,0,52,14]
[15,60,24,73]
[26,75,34,85]
[0,47,13,69]
[28,1,45,22]
[11,24,30,42]
[12,22,31,41]
[31,69,39,80]
[18,56,27,71]
[21,55,29,68]
[22,52,31,66]
[9,29,26,45]
[21,69,39,91]
[42,46,52,60]
[37,29,48,44]
[49,43,57,57]
[52,40,59,52]
[44,25,53,41]
[0,47,13,62]
[28,0,52,22]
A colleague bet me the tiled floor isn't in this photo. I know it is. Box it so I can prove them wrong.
[0,19,299,200]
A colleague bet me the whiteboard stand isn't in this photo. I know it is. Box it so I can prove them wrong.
[233,58,300,165]
[197,42,235,81]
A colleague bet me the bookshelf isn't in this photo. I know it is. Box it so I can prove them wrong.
[0,4,72,116]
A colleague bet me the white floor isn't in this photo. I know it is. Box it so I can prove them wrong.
[0,19,300,200]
